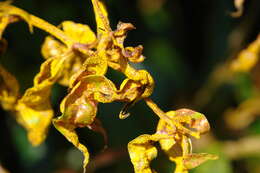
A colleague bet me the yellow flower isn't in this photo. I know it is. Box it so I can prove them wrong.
[0,0,216,172]
[128,109,217,173]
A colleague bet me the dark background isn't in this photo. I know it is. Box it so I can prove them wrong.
[1,0,260,172]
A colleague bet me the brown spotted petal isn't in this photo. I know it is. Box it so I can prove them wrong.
[41,20,98,86]
[60,75,117,125]
[113,22,145,63]
[54,75,117,171]
[117,78,144,102]
[41,36,86,87]
[69,53,108,88]
[91,0,111,35]
[128,134,158,173]
[174,109,210,135]
[117,78,150,119]
[183,153,218,169]
[122,46,145,63]
[113,22,135,47]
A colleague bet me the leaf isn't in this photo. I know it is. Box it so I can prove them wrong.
[224,96,260,130]
[230,34,260,72]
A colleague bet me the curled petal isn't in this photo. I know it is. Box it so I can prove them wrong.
[15,52,71,146]
[53,119,89,172]
[0,16,10,38]
[113,22,145,63]
[55,75,118,170]
[113,22,135,48]
[128,134,158,173]
[173,109,210,135]
[122,46,145,63]
[41,36,66,59]
[117,79,147,119]
[118,79,143,102]
[60,75,117,124]
[69,54,108,87]
[114,22,135,37]
[156,110,210,139]
[41,36,87,86]
[0,65,19,110]
[124,66,154,99]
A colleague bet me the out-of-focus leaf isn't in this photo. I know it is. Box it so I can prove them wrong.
[231,0,245,17]
[230,34,260,72]
[224,135,260,159]
[224,96,260,130]
[0,165,9,173]
[192,144,232,173]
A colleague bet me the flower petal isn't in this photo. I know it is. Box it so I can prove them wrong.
[62,21,96,44]
[0,65,19,110]
[15,51,71,146]
[91,0,111,34]
[128,134,158,173]
[183,153,218,169]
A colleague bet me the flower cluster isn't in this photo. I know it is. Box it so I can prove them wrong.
[0,0,216,172]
